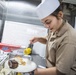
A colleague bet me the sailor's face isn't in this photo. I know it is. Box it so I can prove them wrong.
[41,15,60,32]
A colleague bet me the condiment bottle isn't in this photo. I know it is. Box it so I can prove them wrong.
[24,44,33,55]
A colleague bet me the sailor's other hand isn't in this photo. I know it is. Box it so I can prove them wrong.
[30,37,39,44]
[29,71,34,75]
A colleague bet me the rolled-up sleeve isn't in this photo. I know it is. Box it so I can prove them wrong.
[56,43,76,74]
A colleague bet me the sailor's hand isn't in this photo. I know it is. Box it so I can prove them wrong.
[30,37,39,44]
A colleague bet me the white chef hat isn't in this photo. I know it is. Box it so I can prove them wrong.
[36,0,60,19]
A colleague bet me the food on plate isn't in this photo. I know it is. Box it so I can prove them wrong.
[14,55,26,65]
[8,59,18,69]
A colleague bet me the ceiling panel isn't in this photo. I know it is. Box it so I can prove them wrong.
[62,0,76,5]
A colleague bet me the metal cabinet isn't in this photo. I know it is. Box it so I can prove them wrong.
[0,0,6,42]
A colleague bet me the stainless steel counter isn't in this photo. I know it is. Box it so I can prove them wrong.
[29,54,46,75]
[31,54,46,68]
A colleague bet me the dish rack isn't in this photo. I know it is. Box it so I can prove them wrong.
[0,55,8,64]
[0,54,8,70]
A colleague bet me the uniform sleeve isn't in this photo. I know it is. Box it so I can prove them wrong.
[56,69,66,75]
[56,43,76,74]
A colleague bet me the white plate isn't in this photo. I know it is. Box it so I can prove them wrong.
[4,58,37,72]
